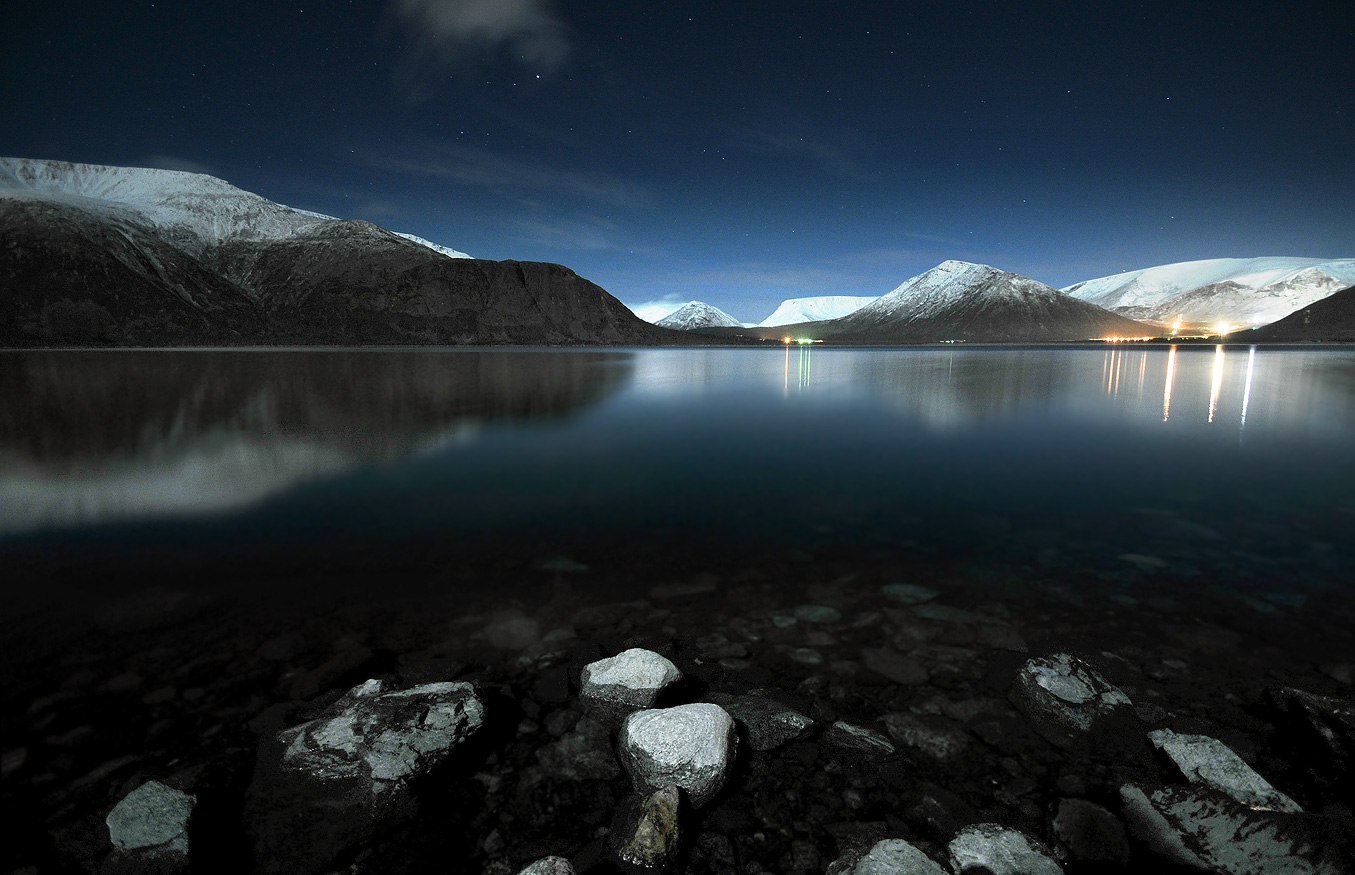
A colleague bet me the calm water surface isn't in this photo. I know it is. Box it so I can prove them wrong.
[2,345,1352,597]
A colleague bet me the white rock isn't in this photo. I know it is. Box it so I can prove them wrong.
[1149,728,1301,812]
[581,648,681,709]
[106,780,194,856]
[947,824,1062,875]
[619,703,735,807]
[848,838,949,874]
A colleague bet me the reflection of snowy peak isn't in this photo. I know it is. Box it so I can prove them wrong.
[759,295,878,326]
[0,157,469,258]
[823,260,1151,342]
[656,301,742,330]
[1063,257,1355,326]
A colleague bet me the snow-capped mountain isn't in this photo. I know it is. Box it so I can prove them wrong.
[1063,257,1355,326]
[0,157,470,258]
[820,260,1152,342]
[0,156,669,346]
[759,295,878,327]
[655,301,743,330]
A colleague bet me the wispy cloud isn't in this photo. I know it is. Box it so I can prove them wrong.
[389,0,570,100]
[360,142,649,208]
[139,154,215,176]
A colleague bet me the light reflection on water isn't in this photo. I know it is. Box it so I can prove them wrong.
[1,346,1352,567]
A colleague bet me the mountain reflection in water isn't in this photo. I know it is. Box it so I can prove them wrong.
[1,346,1352,583]
[0,349,634,533]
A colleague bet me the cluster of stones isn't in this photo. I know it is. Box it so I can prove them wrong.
[93,632,1350,875]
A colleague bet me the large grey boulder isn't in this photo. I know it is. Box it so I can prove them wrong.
[105,780,194,872]
[843,838,950,874]
[1149,728,1301,812]
[581,648,681,710]
[1010,653,1133,748]
[619,703,735,807]
[947,824,1062,875]
[246,678,485,875]
[1120,784,1340,874]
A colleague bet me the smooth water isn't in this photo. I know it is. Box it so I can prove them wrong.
[2,345,1352,594]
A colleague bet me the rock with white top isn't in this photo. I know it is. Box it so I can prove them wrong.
[1149,728,1301,812]
[105,780,194,872]
[581,648,682,711]
[947,824,1062,875]
[1011,653,1134,748]
[619,703,735,807]
[840,838,950,874]
[246,678,485,875]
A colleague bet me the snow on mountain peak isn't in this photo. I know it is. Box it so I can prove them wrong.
[1062,256,1355,325]
[655,300,742,330]
[0,156,470,259]
[758,295,879,326]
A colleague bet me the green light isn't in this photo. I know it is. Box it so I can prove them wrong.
[796,338,813,345]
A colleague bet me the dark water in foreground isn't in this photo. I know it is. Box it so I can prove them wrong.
[2,345,1353,874]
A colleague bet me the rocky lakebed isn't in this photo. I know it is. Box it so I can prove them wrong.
[2,545,1353,875]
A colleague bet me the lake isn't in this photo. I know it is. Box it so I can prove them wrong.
[3,345,1353,873]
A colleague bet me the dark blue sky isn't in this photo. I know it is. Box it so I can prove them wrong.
[3,1,1351,322]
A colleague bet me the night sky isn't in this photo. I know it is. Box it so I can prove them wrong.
[3,1,1351,323]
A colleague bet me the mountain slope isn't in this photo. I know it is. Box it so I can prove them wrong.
[656,301,742,330]
[818,260,1152,342]
[0,157,673,346]
[0,157,469,258]
[1229,286,1355,342]
[759,295,878,327]
[1063,257,1355,326]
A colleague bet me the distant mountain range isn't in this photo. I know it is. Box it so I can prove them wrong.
[5,157,1352,346]
[0,157,675,346]
[656,301,742,330]
[1063,257,1355,327]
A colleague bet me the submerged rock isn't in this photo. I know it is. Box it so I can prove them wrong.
[1051,798,1130,866]
[882,583,939,605]
[619,703,735,807]
[947,823,1062,875]
[826,721,897,755]
[1149,728,1301,812]
[883,712,968,761]
[840,838,949,874]
[246,679,484,875]
[707,690,814,751]
[581,648,681,710]
[105,780,194,871]
[1120,784,1339,874]
[614,785,682,869]
[1010,653,1133,748]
